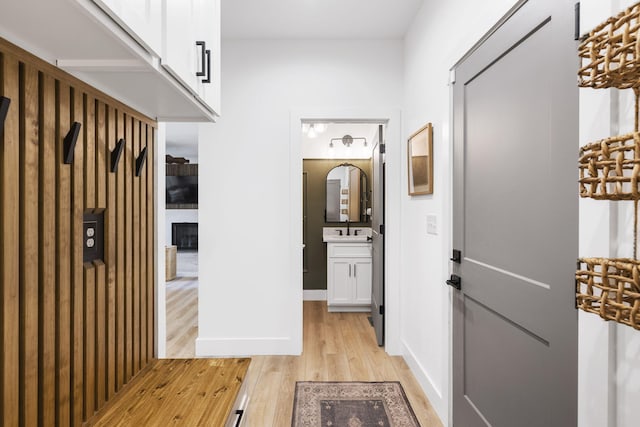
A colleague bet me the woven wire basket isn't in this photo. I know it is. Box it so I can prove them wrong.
[576,257,640,329]
[578,3,640,89]
[578,132,640,200]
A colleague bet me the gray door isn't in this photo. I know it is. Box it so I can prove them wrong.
[452,1,578,426]
[371,125,385,346]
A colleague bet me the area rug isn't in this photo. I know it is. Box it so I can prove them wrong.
[291,381,421,427]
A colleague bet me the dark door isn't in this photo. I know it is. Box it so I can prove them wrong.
[452,1,578,425]
[371,125,385,346]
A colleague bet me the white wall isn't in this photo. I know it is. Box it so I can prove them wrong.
[401,1,523,424]
[579,3,640,427]
[197,39,403,356]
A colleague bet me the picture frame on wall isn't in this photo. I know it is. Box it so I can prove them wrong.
[407,122,433,195]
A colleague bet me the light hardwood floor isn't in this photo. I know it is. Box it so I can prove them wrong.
[165,276,198,358]
[165,292,442,426]
[243,301,443,426]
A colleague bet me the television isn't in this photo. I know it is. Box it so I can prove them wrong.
[166,175,198,205]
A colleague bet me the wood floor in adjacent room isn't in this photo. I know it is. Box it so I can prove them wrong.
[242,301,443,426]
[165,276,198,358]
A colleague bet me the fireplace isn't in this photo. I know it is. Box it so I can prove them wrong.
[172,222,198,251]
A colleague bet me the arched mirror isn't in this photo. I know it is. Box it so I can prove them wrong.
[325,163,369,223]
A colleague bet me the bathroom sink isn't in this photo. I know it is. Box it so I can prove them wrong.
[322,227,372,243]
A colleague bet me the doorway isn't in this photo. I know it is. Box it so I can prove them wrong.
[164,122,200,358]
[299,119,386,346]
[451,1,578,425]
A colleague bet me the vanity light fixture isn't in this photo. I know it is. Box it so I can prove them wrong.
[330,135,367,148]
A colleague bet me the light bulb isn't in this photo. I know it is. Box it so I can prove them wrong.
[307,126,317,138]
[301,123,310,133]
[314,123,327,133]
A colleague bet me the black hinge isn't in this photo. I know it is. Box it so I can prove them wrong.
[0,96,10,140]
[574,2,580,41]
[380,143,386,154]
[379,305,384,315]
[379,224,385,235]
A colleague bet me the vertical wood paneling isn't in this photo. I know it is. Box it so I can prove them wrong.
[133,119,141,375]
[95,101,107,409]
[82,94,96,421]
[96,101,106,208]
[95,260,106,409]
[0,38,156,426]
[55,81,72,427]
[124,114,133,382]
[139,124,148,366]
[19,61,40,427]
[71,88,85,427]
[1,52,20,427]
[39,72,56,427]
[115,109,125,392]
[83,262,96,420]
[106,105,116,401]
[147,127,154,360]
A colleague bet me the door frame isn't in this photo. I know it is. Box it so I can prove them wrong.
[289,108,402,355]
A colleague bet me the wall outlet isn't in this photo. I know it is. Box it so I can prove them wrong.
[427,214,438,235]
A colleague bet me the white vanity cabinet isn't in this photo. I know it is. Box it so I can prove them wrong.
[327,243,372,312]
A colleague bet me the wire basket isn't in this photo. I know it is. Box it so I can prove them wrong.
[578,132,640,200]
[578,3,640,89]
[576,257,640,329]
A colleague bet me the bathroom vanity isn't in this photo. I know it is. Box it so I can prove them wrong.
[323,227,372,312]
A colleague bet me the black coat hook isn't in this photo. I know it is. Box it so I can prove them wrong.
[135,146,147,177]
[63,122,81,164]
[0,96,10,140]
[111,138,125,173]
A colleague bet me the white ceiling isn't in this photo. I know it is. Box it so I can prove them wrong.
[222,0,425,39]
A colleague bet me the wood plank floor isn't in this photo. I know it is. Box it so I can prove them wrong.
[243,301,443,426]
[165,288,442,426]
[165,277,198,358]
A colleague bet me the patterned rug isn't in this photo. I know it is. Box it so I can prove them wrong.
[291,381,421,427]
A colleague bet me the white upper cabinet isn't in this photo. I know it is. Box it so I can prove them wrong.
[92,0,163,56]
[162,0,220,114]
[0,0,220,121]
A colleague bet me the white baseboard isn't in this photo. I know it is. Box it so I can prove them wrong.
[402,341,448,426]
[303,289,327,301]
[195,337,299,357]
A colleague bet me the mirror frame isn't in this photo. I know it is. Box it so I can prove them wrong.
[325,163,369,223]
[408,122,433,195]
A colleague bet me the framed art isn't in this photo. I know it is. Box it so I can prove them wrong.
[408,122,433,195]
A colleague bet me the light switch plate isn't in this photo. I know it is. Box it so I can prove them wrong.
[427,214,438,235]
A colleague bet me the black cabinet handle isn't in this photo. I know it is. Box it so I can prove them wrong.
[202,49,211,83]
[450,249,461,264]
[446,275,461,290]
[196,41,206,77]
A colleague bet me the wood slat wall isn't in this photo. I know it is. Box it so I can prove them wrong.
[0,37,156,427]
